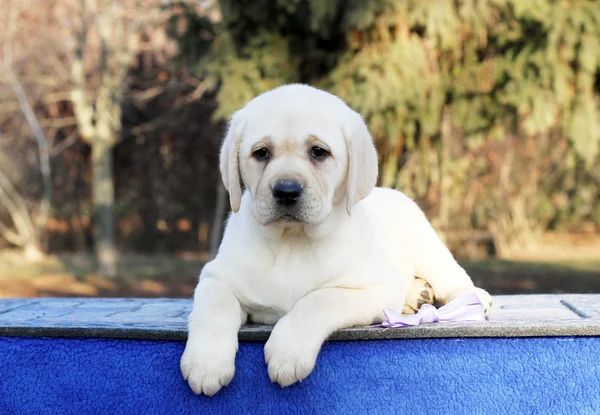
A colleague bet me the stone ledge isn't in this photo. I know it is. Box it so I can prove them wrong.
[0,294,598,341]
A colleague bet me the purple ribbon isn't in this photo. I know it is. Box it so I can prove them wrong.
[382,293,486,327]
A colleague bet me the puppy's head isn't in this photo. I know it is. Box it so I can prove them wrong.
[220,84,378,227]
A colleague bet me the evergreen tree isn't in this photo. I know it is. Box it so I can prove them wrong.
[173,0,600,254]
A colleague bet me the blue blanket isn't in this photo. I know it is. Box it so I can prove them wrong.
[1,336,599,414]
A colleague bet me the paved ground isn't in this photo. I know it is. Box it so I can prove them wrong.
[1,294,598,341]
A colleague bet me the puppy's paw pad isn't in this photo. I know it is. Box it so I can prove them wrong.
[403,277,435,314]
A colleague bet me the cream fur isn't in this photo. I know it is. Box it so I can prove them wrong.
[181,84,492,396]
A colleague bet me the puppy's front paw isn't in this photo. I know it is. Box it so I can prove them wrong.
[264,319,322,388]
[180,336,237,396]
[475,287,493,316]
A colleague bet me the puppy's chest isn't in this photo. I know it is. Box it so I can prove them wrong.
[234,251,333,324]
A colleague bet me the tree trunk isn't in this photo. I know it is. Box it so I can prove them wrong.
[23,242,44,261]
[209,182,228,260]
[438,106,451,233]
[0,168,43,260]
[91,140,117,278]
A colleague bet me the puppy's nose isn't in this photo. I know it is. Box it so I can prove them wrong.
[272,180,303,206]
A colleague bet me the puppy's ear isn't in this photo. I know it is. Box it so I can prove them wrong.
[342,111,378,215]
[219,112,245,213]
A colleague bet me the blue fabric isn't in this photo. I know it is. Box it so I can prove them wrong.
[1,336,599,414]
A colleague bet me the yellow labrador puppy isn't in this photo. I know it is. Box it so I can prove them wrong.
[181,84,492,396]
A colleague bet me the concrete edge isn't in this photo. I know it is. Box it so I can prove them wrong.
[2,321,600,342]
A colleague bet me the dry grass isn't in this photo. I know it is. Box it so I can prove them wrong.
[0,251,205,298]
[0,231,598,298]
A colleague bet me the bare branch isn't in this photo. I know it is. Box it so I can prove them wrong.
[0,91,74,115]
[6,73,51,169]
[39,116,78,129]
[130,79,209,136]
[132,85,166,105]
[5,70,53,244]
[1,0,18,69]
[0,219,24,246]
[71,0,95,142]
[0,168,36,244]
[95,0,115,144]
[49,130,79,158]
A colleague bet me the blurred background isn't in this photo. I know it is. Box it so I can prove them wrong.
[0,0,598,299]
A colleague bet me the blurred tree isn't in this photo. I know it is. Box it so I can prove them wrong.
[174,0,600,256]
[2,0,598,261]
[65,0,154,277]
[0,0,70,259]
[1,0,225,260]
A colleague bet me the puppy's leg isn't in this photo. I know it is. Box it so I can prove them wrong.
[411,208,492,314]
[264,285,399,387]
[181,272,246,396]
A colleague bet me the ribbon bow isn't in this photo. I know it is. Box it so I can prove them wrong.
[382,293,486,327]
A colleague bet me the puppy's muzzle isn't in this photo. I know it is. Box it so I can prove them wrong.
[272,180,303,206]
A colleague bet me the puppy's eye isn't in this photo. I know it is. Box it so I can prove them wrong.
[310,146,329,160]
[253,148,270,161]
